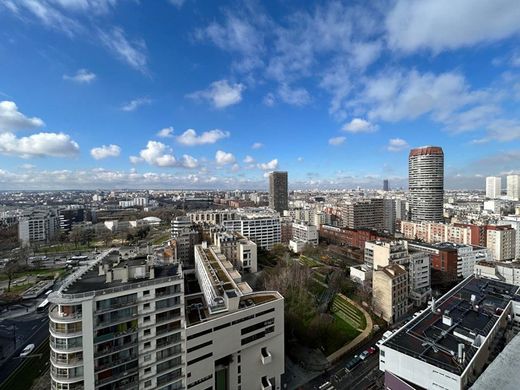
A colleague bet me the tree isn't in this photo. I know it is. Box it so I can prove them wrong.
[2,260,20,293]
[69,227,83,249]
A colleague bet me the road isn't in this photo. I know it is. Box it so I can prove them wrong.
[0,313,49,386]
[302,330,385,390]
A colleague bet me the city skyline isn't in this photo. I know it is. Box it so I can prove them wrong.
[1,1,520,190]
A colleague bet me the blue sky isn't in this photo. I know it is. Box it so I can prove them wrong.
[1,0,520,190]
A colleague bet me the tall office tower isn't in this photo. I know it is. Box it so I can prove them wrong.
[408,146,444,223]
[383,179,389,191]
[268,171,288,213]
[486,176,502,199]
[507,174,520,200]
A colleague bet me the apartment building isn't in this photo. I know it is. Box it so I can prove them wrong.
[213,231,258,273]
[170,216,201,267]
[400,221,472,245]
[372,264,408,323]
[268,171,288,213]
[48,249,185,390]
[291,222,318,246]
[341,198,384,231]
[487,225,516,261]
[19,208,61,246]
[187,210,238,225]
[475,260,520,286]
[379,276,520,390]
[221,211,281,250]
[507,174,520,201]
[189,243,284,390]
[499,215,520,259]
[48,244,284,390]
[486,176,502,199]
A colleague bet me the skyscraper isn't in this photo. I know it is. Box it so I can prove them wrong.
[408,146,444,223]
[269,171,288,213]
[486,176,502,199]
[383,179,389,191]
[507,174,519,200]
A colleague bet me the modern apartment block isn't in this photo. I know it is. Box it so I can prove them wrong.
[213,230,258,273]
[170,216,202,266]
[499,215,520,259]
[48,244,285,390]
[507,174,520,201]
[221,210,281,250]
[486,176,502,199]
[19,208,61,246]
[372,263,409,323]
[408,146,444,223]
[187,210,238,225]
[379,275,520,390]
[341,198,384,231]
[48,249,185,390]
[291,222,318,246]
[188,243,284,390]
[401,221,472,245]
[487,225,516,261]
[268,171,288,213]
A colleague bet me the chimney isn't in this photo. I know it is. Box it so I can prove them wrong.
[106,270,113,283]
[98,264,105,276]
[149,266,155,280]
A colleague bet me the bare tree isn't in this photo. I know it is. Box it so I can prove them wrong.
[2,260,20,293]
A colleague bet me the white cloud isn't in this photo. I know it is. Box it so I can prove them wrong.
[168,0,185,8]
[328,136,346,146]
[138,141,177,167]
[252,142,263,149]
[231,163,240,173]
[277,84,311,106]
[90,144,121,160]
[215,150,236,165]
[386,0,520,52]
[98,27,148,73]
[0,132,79,158]
[63,68,96,84]
[387,138,409,152]
[243,155,255,164]
[297,156,304,162]
[180,154,198,169]
[187,80,245,109]
[177,129,230,146]
[0,101,44,132]
[121,97,151,112]
[156,126,174,138]
[341,118,378,133]
[257,158,279,170]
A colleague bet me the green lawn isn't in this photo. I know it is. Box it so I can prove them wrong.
[299,255,322,268]
[331,294,367,330]
[322,314,361,354]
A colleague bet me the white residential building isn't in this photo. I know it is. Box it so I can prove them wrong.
[213,231,258,273]
[499,215,520,259]
[291,222,318,245]
[18,208,60,246]
[507,174,520,201]
[486,176,502,199]
[487,225,516,261]
[222,211,281,250]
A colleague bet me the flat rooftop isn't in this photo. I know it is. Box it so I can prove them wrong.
[62,252,180,295]
[384,276,520,374]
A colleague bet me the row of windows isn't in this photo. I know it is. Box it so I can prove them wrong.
[241,326,275,346]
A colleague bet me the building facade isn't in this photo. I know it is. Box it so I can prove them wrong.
[487,225,516,261]
[268,171,288,213]
[507,175,520,201]
[19,208,61,246]
[486,176,502,199]
[408,146,444,223]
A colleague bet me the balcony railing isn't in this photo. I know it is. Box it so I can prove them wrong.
[49,306,83,322]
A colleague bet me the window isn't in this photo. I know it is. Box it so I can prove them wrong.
[144,316,151,323]
[143,303,151,310]
[187,352,213,366]
[144,341,151,349]
[144,329,151,336]
[144,367,151,374]
[145,380,152,388]
[143,290,150,296]
[144,353,151,362]
[187,340,212,353]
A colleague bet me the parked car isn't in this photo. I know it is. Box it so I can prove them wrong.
[345,355,361,371]
[19,344,35,357]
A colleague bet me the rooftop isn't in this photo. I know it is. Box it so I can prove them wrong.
[384,276,519,374]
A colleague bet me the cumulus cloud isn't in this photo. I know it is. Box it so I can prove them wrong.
[156,126,174,138]
[180,154,198,169]
[63,69,96,84]
[243,155,255,164]
[341,118,378,133]
[328,136,346,146]
[0,132,79,158]
[98,27,148,73]
[177,129,230,146]
[263,93,276,107]
[387,138,409,152]
[90,144,121,160]
[0,101,44,132]
[252,142,263,149]
[215,150,236,165]
[386,0,520,53]
[121,97,151,112]
[187,80,245,109]
[136,140,177,167]
[257,158,279,170]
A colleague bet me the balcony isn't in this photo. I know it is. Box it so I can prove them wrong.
[261,376,272,390]
[261,348,272,365]
[50,305,82,322]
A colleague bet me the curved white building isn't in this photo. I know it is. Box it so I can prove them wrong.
[408,146,444,223]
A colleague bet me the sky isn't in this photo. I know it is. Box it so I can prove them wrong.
[0,0,520,190]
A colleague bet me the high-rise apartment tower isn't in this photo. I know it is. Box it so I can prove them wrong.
[408,146,444,223]
[268,171,288,213]
[486,176,502,199]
